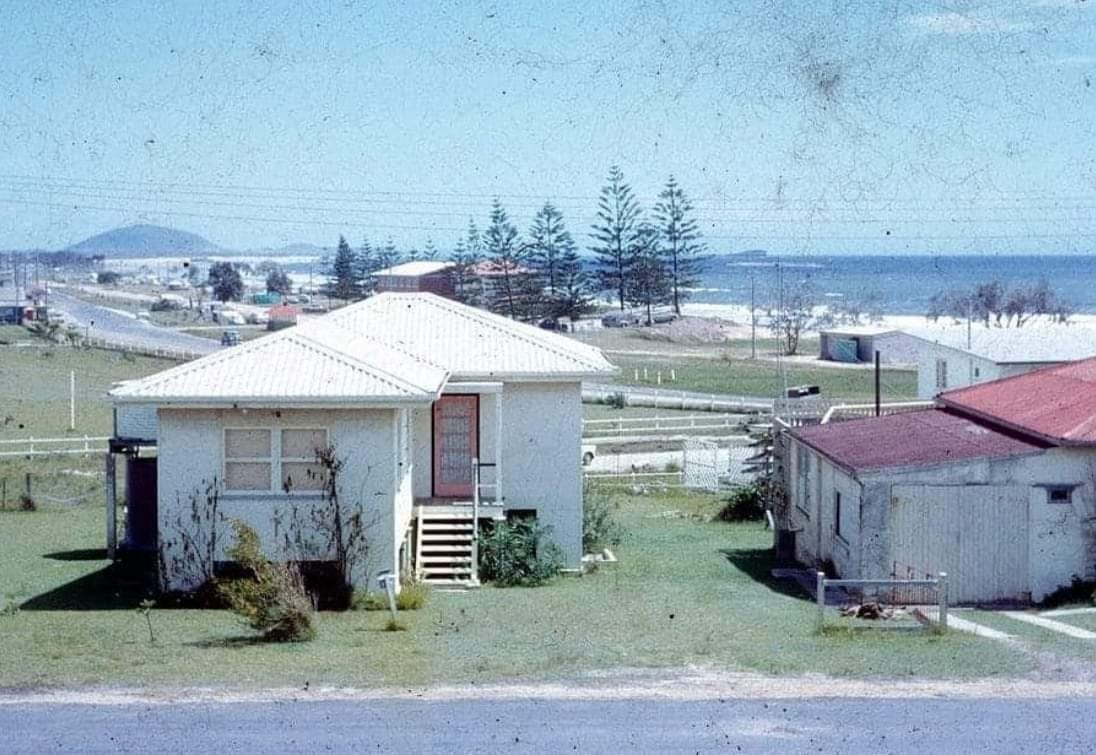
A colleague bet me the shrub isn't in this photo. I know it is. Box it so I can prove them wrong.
[350,590,388,611]
[478,519,563,587]
[605,392,627,409]
[17,494,36,512]
[218,520,316,642]
[384,618,407,632]
[583,483,625,554]
[716,481,766,522]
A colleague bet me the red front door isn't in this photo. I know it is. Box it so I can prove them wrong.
[433,395,478,498]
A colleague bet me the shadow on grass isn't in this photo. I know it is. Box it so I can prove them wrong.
[43,548,108,561]
[20,555,157,611]
[185,636,266,649]
[720,547,812,602]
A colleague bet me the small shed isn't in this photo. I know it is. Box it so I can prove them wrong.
[818,326,919,365]
[267,304,300,331]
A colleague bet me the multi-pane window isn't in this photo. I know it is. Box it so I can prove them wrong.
[935,358,948,390]
[834,491,843,539]
[224,428,327,493]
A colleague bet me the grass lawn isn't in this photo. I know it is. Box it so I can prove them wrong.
[0,338,175,439]
[0,487,1029,689]
[968,610,1096,666]
[607,354,918,402]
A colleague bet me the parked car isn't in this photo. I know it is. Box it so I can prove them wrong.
[538,318,570,332]
[601,311,640,328]
[221,329,241,346]
[219,309,247,326]
[246,310,270,325]
[650,309,678,324]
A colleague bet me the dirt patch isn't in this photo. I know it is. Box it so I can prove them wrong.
[632,317,753,344]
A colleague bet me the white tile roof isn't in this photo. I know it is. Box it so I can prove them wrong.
[374,260,454,277]
[902,321,1096,364]
[110,326,448,405]
[111,292,614,405]
[316,292,617,379]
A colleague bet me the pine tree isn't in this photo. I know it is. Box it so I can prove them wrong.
[423,238,438,261]
[450,236,481,306]
[327,235,360,302]
[377,238,401,272]
[626,222,671,325]
[654,175,705,315]
[484,198,526,319]
[552,235,593,321]
[355,237,378,297]
[590,165,641,310]
[529,203,571,297]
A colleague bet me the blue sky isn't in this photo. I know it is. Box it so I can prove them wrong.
[1,0,1094,254]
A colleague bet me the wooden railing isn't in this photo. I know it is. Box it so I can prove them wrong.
[0,435,110,459]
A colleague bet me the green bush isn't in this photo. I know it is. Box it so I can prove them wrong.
[716,481,766,522]
[479,519,563,587]
[583,483,625,554]
[218,520,316,642]
[350,591,388,611]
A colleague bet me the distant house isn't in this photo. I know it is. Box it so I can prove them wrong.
[783,358,1096,604]
[373,261,456,298]
[902,324,1096,399]
[820,322,1096,399]
[266,304,299,331]
[109,292,616,592]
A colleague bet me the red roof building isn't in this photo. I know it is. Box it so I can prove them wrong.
[790,408,1046,474]
[938,356,1096,445]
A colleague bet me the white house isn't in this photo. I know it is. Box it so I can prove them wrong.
[901,323,1096,399]
[109,292,616,591]
[782,357,1096,604]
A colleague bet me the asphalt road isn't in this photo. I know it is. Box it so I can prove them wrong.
[50,292,220,356]
[5,695,1096,753]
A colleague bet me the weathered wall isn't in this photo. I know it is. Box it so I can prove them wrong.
[915,343,1001,399]
[156,407,399,592]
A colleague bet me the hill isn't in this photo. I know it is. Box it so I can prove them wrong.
[64,224,221,257]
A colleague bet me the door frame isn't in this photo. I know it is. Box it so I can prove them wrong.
[431,394,480,498]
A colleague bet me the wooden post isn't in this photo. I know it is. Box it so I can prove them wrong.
[69,370,76,431]
[24,472,31,499]
[937,572,949,631]
[494,391,503,505]
[816,571,826,633]
[105,453,117,560]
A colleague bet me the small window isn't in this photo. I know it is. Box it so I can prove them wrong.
[225,429,273,491]
[1047,487,1072,504]
[280,429,328,492]
[834,491,842,538]
[973,366,981,378]
[935,359,948,390]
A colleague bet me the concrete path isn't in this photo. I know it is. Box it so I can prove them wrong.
[941,613,1015,641]
[1003,611,1096,640]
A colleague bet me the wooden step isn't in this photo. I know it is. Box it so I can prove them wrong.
[422,566,475,575]
[422,523,474,531]
[419,544,474,553]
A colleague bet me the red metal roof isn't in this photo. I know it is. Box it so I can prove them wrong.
[790,409,1046,474]
[939,357,1096,445]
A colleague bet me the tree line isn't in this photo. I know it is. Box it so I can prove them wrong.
[323,166,706,323]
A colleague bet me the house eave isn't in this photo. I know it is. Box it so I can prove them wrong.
[109,395,438,409]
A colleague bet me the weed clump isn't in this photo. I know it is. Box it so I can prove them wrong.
[218,520,316,642]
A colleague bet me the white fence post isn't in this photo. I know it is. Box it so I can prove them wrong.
[816,571,826,633]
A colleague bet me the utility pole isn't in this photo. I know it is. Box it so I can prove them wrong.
[874,350,881,417]
[750,271,757,360]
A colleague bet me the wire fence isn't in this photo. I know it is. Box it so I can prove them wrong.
[814,571,949,633]
[0,435,110,459]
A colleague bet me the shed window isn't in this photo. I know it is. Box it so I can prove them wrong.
[935,359,948,390]
[1047,486,1072,504]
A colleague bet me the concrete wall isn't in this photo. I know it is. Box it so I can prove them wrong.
[156,406,400,592]
[785,439,1094,602]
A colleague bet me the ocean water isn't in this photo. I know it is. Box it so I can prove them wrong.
[693,255,1096,315]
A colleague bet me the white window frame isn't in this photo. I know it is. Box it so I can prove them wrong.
[223,426,328,496]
